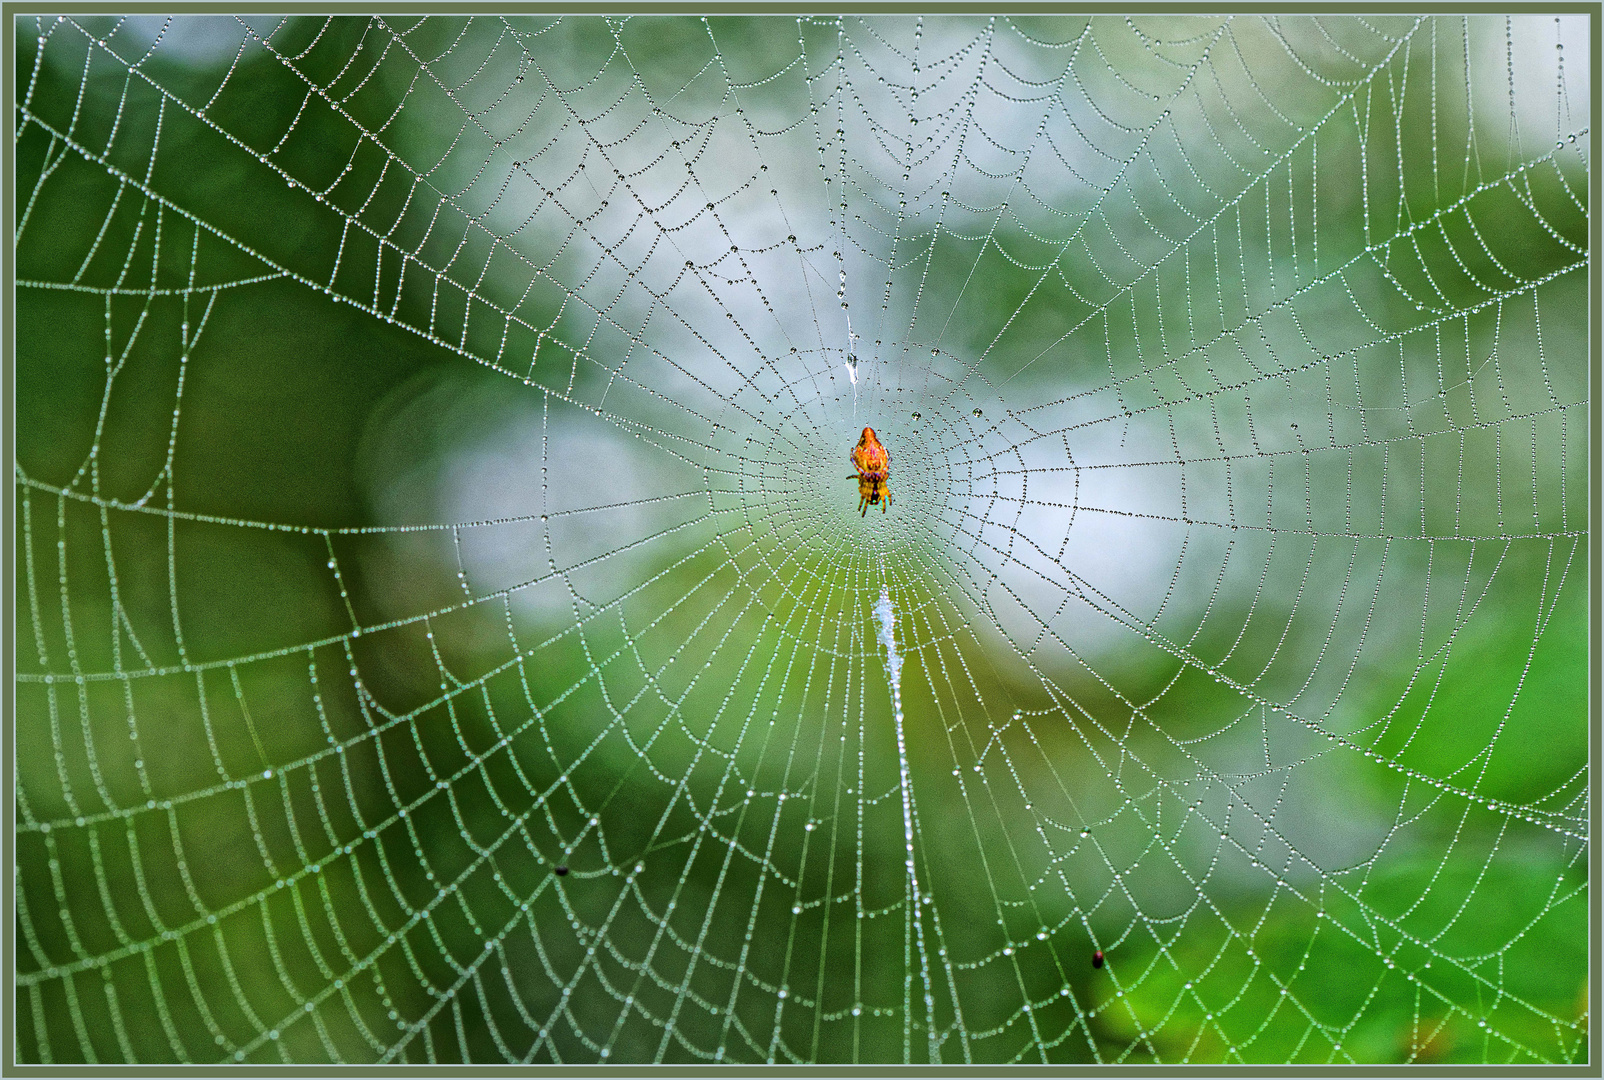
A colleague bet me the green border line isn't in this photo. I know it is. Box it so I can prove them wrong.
[1590,5,1601,1080]
[0,3,1602,12]
[3,7,1599,1077]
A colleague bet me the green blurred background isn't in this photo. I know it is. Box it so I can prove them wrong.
[12,14,1589,1064]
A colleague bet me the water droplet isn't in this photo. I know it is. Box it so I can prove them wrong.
[972,408,982,417]
[911,412,921,421]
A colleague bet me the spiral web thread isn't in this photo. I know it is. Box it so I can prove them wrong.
[13,13,1590,1065]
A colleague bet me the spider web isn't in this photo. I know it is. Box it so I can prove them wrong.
[12,12,1590,1066]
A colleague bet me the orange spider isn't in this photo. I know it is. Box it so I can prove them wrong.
[849,426,892,515]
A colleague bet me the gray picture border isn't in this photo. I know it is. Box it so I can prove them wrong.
[3,5,1597,1075]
